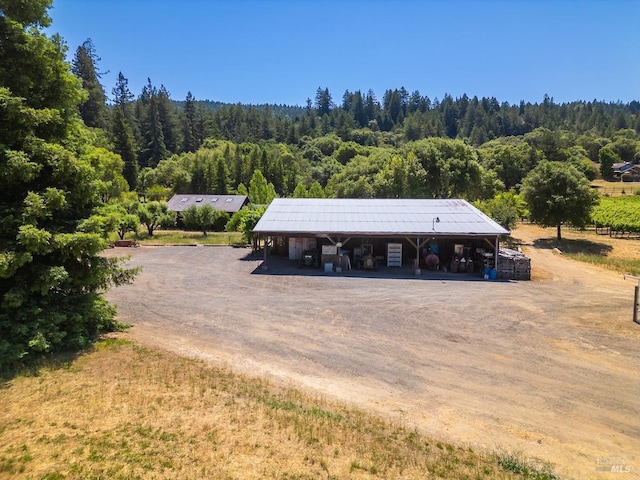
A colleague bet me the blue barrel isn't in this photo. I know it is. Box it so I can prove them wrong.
[482,266,490,277]
[489,269,497,280]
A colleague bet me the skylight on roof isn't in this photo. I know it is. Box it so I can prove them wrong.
[196,197,203,202]
[225,198,233,202]
[181,197,188,202]
[211,198,218,202]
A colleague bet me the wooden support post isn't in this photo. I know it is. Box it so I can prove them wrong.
[262,235,268,270]
[624,275,640,324]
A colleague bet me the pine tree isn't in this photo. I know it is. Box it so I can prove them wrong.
[157,84,180,154]
[315,87,333,117]
[182,91,197,152]
[71,38,109,129]
[216,156,229,194]
[111,72,138,189]
[137,79,168,168]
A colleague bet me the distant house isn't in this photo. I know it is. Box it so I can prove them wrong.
[167,194,249,222]
[621,165,640,182]
[612,162,634,177]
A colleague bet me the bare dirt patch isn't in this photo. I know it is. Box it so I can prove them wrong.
[105,230,640,479]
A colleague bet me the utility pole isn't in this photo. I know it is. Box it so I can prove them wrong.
[624,275,640,324]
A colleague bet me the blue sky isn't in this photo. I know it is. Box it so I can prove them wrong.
[49,0,639,106]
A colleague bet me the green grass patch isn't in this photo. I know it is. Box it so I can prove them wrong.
[121,229,245,246]
[496,451,560,480]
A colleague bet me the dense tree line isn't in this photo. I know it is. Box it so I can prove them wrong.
[72,43,638,202]
[69,39,640,196]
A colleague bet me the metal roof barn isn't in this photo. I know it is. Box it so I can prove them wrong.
[253,199,509,274]
[253,198,509,237]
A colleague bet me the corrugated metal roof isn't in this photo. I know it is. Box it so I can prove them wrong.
[167,194,248,213]
[253,198,509,237]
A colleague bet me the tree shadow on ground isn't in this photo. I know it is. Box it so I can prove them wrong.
[0,344,97,387]
[532,237,613,256]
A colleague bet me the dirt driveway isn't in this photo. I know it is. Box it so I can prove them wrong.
[104,229,640,479]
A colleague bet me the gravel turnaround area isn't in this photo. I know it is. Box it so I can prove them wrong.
[105,237,640,479]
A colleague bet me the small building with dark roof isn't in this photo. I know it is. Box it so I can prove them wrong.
[167,194,249,227]
[167,194,248,214]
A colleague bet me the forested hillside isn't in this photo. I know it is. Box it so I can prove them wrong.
[68,38,640,202]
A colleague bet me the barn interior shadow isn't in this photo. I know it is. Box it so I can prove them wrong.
[249,257,501,282]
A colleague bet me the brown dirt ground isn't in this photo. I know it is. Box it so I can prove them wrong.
[104,225,640,479]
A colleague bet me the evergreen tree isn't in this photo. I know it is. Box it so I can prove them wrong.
[111,72,138,190]
[351,90,367,127]
[137,79,168,168]
[365,89,379,122]
[216,156,229,194]
[181,91,197,152]
[157,84,180,154]
[315,87,333,117]
[112,72,135,120]
[112,108,138,190]
[0,0,137,369]
[233,144,244,188]
[71,38,109,129]
[194,103,209,147]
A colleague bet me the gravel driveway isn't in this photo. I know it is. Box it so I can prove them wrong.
[104,239,640,479]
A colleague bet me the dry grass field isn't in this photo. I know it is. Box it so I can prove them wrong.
[0,339,555,480]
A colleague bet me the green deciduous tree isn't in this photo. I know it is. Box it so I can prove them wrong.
[248,169,277,204]
[325,152,387,198]
[598,146,620,179]
[307,181,325,198]
[374,153,427,198]
[521,161,599,240]
[137,201,175,236]
[478,140,540,189]
[80,202,139,240]
[474,190,525,230]
[181,204,221,236]
[0,0,137,369]
[226,205,266,243]
[292,182,308,198]
[407,138,483,199]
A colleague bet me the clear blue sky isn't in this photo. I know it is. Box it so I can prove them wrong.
[49,0,639,106]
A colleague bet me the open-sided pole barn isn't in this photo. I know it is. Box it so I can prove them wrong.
[252,198,509,275]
